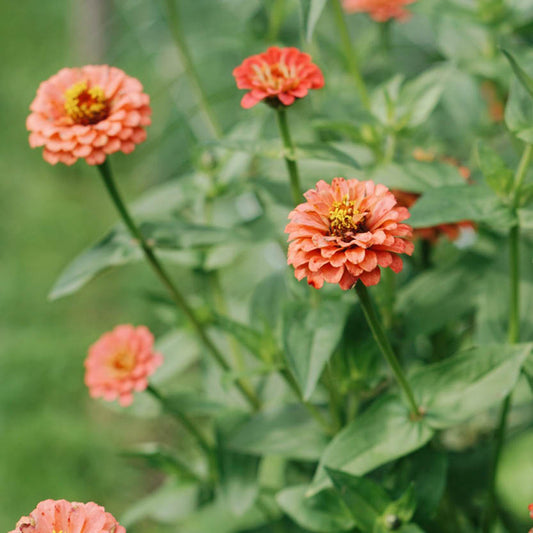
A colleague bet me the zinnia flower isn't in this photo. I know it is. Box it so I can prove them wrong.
[233,46,324,109]
[286,178,414,290]
[392,150,475,243]
[27,65,151,166]
[85,324,163,407]
[343,0,415,22]
[9,499,125,533]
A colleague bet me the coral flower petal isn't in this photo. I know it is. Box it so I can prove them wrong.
[286,178,413,290]
[233,46,324,109]
[343,0,415,21]
[9,499,126,533]
[27,65,151,166]
[84,324,163,406]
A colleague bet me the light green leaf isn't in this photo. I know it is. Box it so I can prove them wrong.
[299,0,328,41]
[295,143,361,169]
[408,185,514,229]
[283,300,349,400]
[505,76,533,143]
[229,404,329,460]
[312,395,434,493]
[476,141,514,197]
[411,344,532,429]
[277,485,355,532]
[326,468,391,532]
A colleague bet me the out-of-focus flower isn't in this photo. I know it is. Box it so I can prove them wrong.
[343,0,416,22]
[392,150,475,243]
[233,46,324,109]
[286,177,414,290]
[9,499,125,533]
[85,325,163,407]
[529,503,533,533]
[481,81,505,123]
[27,65,151,166]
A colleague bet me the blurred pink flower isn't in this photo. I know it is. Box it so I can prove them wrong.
[9,499,125,533]
[286,178,414,290]
[343,0,415,22]
[85,325,163,407]
[27,65,151,166]
[233,46,324,109]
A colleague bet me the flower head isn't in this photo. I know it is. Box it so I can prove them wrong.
[9,499,125,533]
[233,46,324,109]
[85,325,163,407]
[343,0,415,22]
[286,178,414,290]
[27,65,151,166]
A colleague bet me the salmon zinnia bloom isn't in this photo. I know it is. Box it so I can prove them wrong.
[85,325,163,407]
[343,0,415,22]
[286,178,414,290]
[27,65,151,166]
[233,46,324,109]
[9,499,125,533]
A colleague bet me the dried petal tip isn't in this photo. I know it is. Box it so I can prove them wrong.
[27,65,151,166]
[342,0,416,22]
[9,500,125,533]
[233,46,324,109]
[286,177,414,290]
[85,324,163,406]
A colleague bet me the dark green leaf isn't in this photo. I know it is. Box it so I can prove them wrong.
[229,404,329,460]
[386,484,417,524]
[411,344,532,429]
[276,485,355,532]
[312,395,434,493]
[408,185,514,229]
[326,468,391,531]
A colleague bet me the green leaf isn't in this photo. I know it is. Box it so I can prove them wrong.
[164,392,226,416]
[397,64,451,128]
[326,468,391,532]
[283,300,349,400]
[49,228,142,300]
[229,404,329,460]
[120,479,198,527]
[276,485,355,532]
[295,143,361,169]
[312,395,434,493]
[411,344,532,429]
[371,161,466,194]
[386,484,417,524]
[299,0,328,41]
[216,412,260,517]
[476,141,514,197]
[250,272,289,334]
[505,75,533,143]
[408,184,514,229]
[502,49,533,98]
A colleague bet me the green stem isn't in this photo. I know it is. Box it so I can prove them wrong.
[355,283,420,417]
[97,160,261,411]
[267,0,285,42]
[383,132,397,164]
[275,107,303,205]
[147,384,212,456]
[483,142,531,532]
[163,0,222,138]
[331,0,370,110]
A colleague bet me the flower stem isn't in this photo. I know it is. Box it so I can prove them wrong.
[331,0,370,110]
[163,0,222,138]
[355,282,420,417]
[147,384,212,456]
[483,142,532,532]
[275,107,303,205]
[97,160,261,411]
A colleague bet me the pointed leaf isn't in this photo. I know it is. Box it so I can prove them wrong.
[299,0,328,41]
[476,141,514,197]
[502,49,533,98]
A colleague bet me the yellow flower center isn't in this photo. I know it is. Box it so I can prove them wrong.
[329,197,361,237]
[252,62,299,91]
[64,80,109,125]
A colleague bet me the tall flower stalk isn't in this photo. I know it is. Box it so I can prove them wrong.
[331,0,370,110]
[97,159,261,411]
[483,142,533,532]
